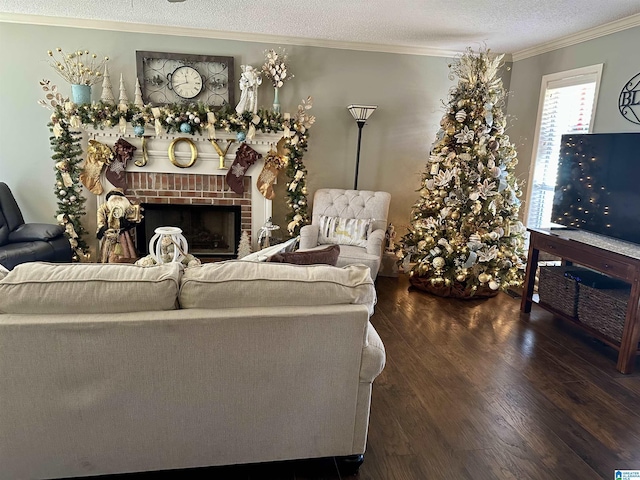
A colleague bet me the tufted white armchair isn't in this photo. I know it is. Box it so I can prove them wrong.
[299,189,391,278]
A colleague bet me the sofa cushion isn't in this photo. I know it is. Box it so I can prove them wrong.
[0,262,181,314]
[0,241,59,271]
[8,223,65,242]
[179,261,376,314]
[318,215,371,247]
[267,244,340,266]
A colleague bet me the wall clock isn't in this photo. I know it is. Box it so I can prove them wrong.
[136,51,234,108]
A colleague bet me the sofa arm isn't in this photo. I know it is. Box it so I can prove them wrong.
[360,323,386,383]
[299,224,320,250]
[8,223,65,243]
[366,228,386,256]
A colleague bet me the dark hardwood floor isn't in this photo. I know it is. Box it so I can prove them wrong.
[82,274,640,480]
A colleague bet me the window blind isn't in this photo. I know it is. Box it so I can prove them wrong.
[526,71,600,229]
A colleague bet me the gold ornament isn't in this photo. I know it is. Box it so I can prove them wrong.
[456,273,466,282]
[489,280,499,290]
[478,273,491,283]
[451,211,460,220]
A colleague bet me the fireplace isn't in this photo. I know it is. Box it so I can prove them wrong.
[89,127,280,253]
[136,203,241,259]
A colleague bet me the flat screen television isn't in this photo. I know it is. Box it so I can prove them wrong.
[551,132,640,244]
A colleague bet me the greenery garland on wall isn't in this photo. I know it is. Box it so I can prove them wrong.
[41,82,315,259]
[41,81,89,261]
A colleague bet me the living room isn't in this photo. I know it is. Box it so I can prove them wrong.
[0,5,636,243]
[1,1,640,479]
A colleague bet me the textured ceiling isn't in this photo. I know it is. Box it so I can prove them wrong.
[1,0,640,55]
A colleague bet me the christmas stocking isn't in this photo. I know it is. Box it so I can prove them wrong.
[226,143,262,194]
[80,140,113,195]
[106,138,137,191]
[257,149,287,200]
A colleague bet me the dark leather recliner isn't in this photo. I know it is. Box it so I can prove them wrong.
[0,182,73,270]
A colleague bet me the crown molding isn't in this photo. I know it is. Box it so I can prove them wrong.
[0,12,462,58]
[512,12,640,62]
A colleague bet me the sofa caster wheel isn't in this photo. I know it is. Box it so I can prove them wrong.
[337,454,364,475]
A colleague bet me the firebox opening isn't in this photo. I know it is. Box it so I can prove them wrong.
[136,204,241,259]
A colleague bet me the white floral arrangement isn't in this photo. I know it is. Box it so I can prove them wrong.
[262,48,293,88]
[47,48,109,86]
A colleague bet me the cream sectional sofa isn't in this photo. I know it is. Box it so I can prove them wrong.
[0,261,385,480]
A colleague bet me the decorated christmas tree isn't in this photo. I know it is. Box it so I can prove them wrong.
[134,78,144,108]
[118,73,129,107]
[396,48,526,298]
[237,230,252,259]
[100,65,115,104]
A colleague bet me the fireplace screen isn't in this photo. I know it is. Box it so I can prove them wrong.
[136,204,241,259]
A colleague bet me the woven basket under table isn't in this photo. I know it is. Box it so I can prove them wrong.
[577,285,630,343]
[538,266,582,317]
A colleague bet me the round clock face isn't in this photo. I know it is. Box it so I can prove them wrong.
[169,66,203,100]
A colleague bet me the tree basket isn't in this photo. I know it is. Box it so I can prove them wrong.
[409,275,498,299]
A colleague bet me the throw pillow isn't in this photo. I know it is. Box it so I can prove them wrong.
[318,215,371,247]
[267,244,340,266]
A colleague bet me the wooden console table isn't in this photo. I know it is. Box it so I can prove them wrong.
[521,228,640,373]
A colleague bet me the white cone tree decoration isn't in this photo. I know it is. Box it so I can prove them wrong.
[237,230,252,259]
[100,65,115,104]
[396,48,526,298]
[134,78,144,108]
[118,73,129,110]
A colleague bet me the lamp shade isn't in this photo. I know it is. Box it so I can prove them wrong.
[347,104,377,122]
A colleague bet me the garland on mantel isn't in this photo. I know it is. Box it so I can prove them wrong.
[42,82,315,258]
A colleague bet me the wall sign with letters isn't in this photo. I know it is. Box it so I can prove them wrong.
[619,72,640,125]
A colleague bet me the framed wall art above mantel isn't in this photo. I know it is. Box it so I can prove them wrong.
[136,51,234,108]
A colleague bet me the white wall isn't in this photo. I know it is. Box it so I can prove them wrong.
[507,25,640,220]
[0,21,457,240]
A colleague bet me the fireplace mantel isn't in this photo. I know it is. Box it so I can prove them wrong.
[88,127,283,249]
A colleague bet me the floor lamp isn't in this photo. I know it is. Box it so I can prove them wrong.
[347,104,377,190]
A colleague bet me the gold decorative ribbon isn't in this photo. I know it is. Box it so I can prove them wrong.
[247,114,261,140]
[206,112,217,139]
[152,108,163,136]
[118,116,127,134]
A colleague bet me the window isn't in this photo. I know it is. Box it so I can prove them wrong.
[525,64,603,229]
